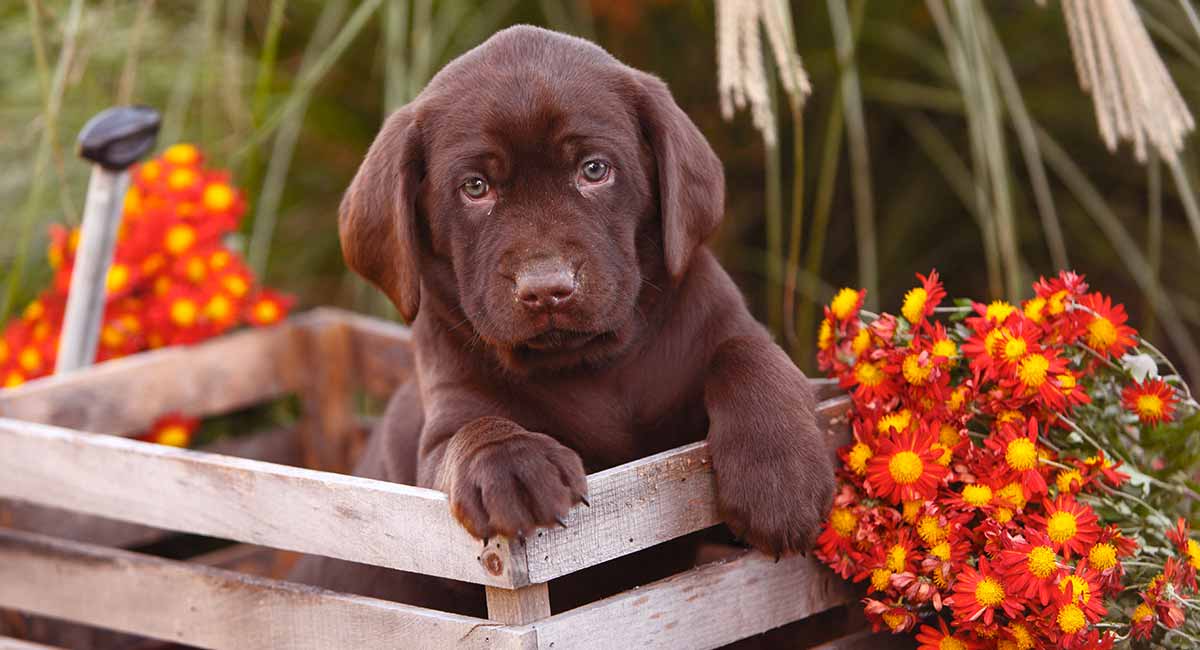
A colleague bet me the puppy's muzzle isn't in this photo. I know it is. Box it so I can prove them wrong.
[515,260,577,312]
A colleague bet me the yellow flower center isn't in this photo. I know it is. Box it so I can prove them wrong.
[848,442,873,475]
[932,443,953,466]
[1005,438,1038,471]
[933,566,949,588]
[1057,373,1077,395]
[165,224,197,254]
[995,507,1013,523]
[888,451,924,485]
[817,319,833,350]
[1047,511,1079,543]
[947,387,968,412]
[974,577,1005,607]
[101,324,125,348]
[167,167,199,191]
[902,354,932,385]
[852,328,871,355]
[1056,470,1083,493]
[855,361,883,387]
[939,636,966,650]
[886,544,907,572]
[1017,354,1050,388]
[986,300,1016,323]
[830,288,860,320]
[1027,545,1057,578]
[830,508,857,537]
[202,183,235,212]
[1133,603,1155,622]
[106,264,130,293]
[1008,622,1035,650]
[156,425,190,447]
[1087,316,1118,349]
[939,425,961,448]
[1003,336,1028,361]
[871,568,891,591]
[877,410,912,434]
[933,338,957,360]
[1057,603,1086,634]
[4,370,26,388]
[205,294,234,321]
[962,484,993,507]
[998,409,1024,424]
[902,287,928,323]
[222,274,250,298]
[163,143,200,165]
[186,257,208,282]
[170,298,198,327]
[139,160,162,182]
[1136,394,1165,419]
[984,329,1005,357]
[931,541,952,561]
[1088,543,1118,571]
[902,500,922,523]
[18,347,41,373]
[1059,575,1091,604]
[1024,296,1047,323]
[881,612,906,631]
[254,300,282,324]
[1188,539,1200,571]
[917,515,946,544]
[998,482,1027,510]
[24,299,44,321]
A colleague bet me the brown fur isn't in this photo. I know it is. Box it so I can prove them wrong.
[291,25,834,616]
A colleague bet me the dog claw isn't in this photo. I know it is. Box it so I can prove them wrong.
[579,496,591,508]
[555,516,568,528]
[482,537,490,548]
[775,553,782,564]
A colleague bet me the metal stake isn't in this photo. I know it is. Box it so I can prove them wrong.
[55,106,160,374]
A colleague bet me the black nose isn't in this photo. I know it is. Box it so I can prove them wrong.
[515,263,577,311]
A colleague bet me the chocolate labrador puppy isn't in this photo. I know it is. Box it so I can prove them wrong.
[293,25,834,615]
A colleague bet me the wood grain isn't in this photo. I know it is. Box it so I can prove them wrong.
[0,318,309,434]
[0,418,523,588]
[0,636,66,650]
[0,425,302,549]
[295,319,362,472]
[518,396,853,584]
[0,528,529,650]
[530,550,855,649]
[486,584,552,625]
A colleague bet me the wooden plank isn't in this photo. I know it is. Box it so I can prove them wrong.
[519,396,853,584]
[486,584,552,625]
[295,319,363,472]
[530,550,855,649]
[0,529,529,650]
[0,637,66,650]
[0,318,312,434]
[0,425,302,549]
[0,418,524,588]
[327,307,417,399]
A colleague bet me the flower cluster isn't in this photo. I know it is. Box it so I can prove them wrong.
[0,144,292,447]
[816,270,1200,649]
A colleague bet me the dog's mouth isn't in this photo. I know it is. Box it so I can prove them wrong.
[520,328,601,351]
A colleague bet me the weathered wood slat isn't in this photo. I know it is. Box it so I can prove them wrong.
[0,637,66,650]
[0,425,302,549]
[0,418,523,588]
[0,529,528,650]
[486,584,552,625]
[529,549,855,649]
[518,396,852,584]
[0,318,311,434]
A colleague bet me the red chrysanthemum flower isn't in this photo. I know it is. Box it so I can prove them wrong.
[865,426,949,504]
[901,270,947,327]
[984,417,1049,500]
[995,528,1064,606]
[1122,378,1179,426]
[138,413,199,447]
[915,617,979,650]
[948,557,1023,626]
[1030,495,1101,559]
[1077,292,1137,359]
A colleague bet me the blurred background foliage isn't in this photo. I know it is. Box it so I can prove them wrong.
[4,0,1200,380]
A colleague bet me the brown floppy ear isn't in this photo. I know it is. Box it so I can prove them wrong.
[633,71,725,283]
[339,107,424,322]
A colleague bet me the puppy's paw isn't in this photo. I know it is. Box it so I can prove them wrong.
[446,427,588,540]
[712,425,835,557]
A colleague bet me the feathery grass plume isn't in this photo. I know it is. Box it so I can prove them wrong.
[716,0,812,145]
[1042,0,1195,162]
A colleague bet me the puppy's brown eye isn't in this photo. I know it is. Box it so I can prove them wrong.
[581,160,609,183]
[462,177,489,199]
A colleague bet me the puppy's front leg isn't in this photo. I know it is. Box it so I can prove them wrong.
[425,416,589,540]
[705,336,836,556]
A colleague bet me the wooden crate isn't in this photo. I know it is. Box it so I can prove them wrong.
[0,308,878,650]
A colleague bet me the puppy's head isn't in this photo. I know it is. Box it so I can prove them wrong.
[340,26,723,373]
